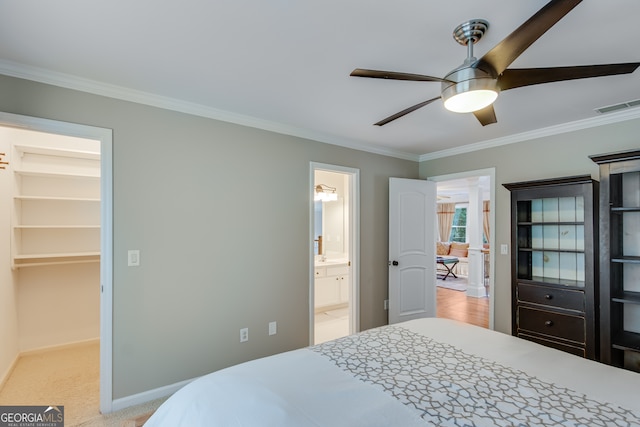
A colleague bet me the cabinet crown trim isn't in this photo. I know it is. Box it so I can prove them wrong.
[503,175,595,191]
[590,149,640,165]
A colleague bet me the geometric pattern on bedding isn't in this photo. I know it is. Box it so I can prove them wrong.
[311,326,640,427]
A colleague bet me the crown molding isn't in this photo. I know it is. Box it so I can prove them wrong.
[5,59,637,165]
[419,107,640,162]
[0,60,420,162]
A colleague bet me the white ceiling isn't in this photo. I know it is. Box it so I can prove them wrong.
[437,176,490,204]
[1,0,639,160]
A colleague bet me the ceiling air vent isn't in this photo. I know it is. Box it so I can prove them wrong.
[595,99,640,114]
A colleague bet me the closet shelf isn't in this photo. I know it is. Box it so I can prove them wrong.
[13,225,100,229]
[13,144,100,160]
[14,195,100,202]
[14,169,100,179]
[12,252,100,268]
[14,251,101,260]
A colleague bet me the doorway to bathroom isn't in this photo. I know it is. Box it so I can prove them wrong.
[310,163,359,345]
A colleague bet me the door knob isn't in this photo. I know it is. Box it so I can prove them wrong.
[392,260,399,266]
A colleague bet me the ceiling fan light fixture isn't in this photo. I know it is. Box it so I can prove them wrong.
[442,78,499,113]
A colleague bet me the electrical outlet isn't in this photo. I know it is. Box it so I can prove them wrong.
[240,328,248,343]
[268,321,277,336]
[128,250,140,266]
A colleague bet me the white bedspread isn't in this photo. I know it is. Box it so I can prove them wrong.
[145,318,640,426]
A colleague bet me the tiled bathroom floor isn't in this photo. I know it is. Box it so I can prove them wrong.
[314,306,349,344]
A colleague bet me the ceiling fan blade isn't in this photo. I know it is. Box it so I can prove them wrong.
[475,0,582,75]
[473,105,497,126]
[498,63,640,91]
[351,68,452,83]
[374,96,441,126]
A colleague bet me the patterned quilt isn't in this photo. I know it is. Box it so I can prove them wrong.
[312,325,640,426]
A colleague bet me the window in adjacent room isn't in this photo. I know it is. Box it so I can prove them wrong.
[449,206,467,242]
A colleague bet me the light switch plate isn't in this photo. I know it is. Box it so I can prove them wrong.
[128,250,140,266]
[500,244,509,255]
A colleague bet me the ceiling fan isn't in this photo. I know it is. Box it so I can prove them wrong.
[351,0,640,127]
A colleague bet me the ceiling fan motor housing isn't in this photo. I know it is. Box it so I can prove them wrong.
[441,65,499,113]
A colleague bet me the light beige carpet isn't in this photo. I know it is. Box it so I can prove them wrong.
[0,341,166,426]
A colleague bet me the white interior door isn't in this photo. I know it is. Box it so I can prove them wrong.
[388,178,436,324]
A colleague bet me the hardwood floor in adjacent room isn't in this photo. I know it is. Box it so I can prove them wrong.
[437,287,489,329]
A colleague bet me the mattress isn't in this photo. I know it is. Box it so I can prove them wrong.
[145,318,640,426]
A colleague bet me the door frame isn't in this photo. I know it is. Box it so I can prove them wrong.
[309,162,360,344]
[0,112,114,413]
[427,167,495,330]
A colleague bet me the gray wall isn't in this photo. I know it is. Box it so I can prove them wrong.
[419,119,640,334]
[0,74,418,399]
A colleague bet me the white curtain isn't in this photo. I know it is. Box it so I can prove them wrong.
[437,203,456,242]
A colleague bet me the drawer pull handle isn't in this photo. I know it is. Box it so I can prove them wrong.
[545,320,554,327]
[544,294,553,300]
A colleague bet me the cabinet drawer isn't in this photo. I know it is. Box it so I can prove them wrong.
[314,267,326,277]
[518,306,585,343]
[517,283,584,312]
[327,265,349,276]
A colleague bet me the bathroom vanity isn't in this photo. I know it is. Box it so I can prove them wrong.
[314,260,350,311]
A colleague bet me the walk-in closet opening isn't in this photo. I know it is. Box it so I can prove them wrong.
[0,116,112,423]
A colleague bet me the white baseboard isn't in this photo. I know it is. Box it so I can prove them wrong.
[110,376,198,413]
[20,337,99,357]
[0,354,20,391]
[465,281,488,298]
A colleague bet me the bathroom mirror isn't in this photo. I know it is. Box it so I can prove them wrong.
[322,197,345,255]
[314,197,345,257]
[314,169,348,259]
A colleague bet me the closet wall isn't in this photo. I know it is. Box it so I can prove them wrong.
[2,127,100,354]
[0,128,18,385]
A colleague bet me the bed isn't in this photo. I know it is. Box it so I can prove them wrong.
[145,318,640,426]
